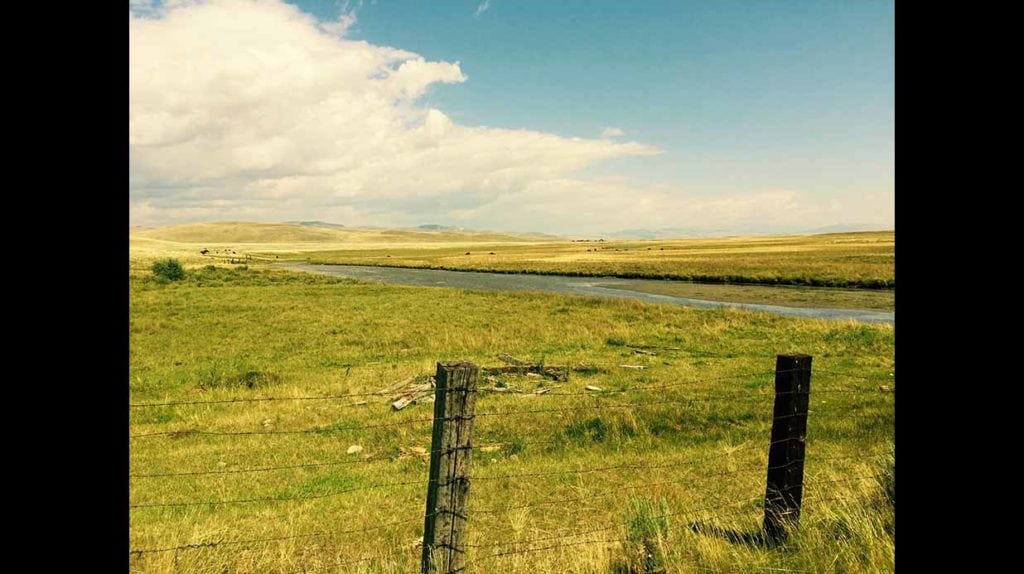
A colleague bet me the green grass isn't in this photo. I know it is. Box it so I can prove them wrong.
[129,265,893,573]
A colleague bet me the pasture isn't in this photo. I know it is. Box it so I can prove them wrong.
[129,242,894,573]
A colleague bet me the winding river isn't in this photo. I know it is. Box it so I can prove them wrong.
[279,263,894,325]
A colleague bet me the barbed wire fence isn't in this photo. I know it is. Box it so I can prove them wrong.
[129,354,895,572]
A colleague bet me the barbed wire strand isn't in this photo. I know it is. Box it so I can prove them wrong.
[129,514,425,555]
[130,478,427,510]
[131,365,897,408]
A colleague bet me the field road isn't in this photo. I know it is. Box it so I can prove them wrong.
[279,263,894,325]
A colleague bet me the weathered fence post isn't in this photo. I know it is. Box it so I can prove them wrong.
[421,361,478,574]
[763,354,812,545]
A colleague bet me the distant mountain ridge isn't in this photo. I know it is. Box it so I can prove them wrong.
[130,221,559,244]
[286,220,347,230]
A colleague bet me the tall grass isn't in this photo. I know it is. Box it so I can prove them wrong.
[129,265,894,573]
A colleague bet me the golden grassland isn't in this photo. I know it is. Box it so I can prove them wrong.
[132,221,553,247]
[288,230,895,289]
[129,257,894,573]
[131,223,895,311]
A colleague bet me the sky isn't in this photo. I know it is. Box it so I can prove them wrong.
[129,0,894,236]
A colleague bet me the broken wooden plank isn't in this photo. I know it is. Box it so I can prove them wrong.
[377,376,417,395]
[392,386,434,410]
[620,365,647,370]
[585,385,603,392]
[392,393,429,410]
[630,349,657,356]
[391,383,432,401]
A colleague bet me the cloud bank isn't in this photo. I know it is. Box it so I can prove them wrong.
[129,0,888,235]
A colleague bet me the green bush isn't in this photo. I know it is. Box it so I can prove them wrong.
[152,258,186,281]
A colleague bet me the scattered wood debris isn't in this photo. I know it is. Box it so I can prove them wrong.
[385,376,436,411]
[479,445,503,453]
[398,446,429,461]
[533,388,551,396]
[630,349,657,356]
[481,365,569,381]
[585,385,603,392]
[486,354,571,381]
[379,376,417,395]
[347,445,363,455]
[879,385,894,393]
[620,365,646,370]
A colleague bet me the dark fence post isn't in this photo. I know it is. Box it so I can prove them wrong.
[763,354,812,545]
[421,362,478,574]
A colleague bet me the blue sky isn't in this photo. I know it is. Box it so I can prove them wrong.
[130,0,894,235]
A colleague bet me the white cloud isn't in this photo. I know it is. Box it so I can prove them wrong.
[129,0,878,234]
[130,0,661,229]
[475,1,491,17]
[319,11,357,37]
[447,182,830,235]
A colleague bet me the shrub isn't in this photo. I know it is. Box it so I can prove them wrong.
[152,258,186,281]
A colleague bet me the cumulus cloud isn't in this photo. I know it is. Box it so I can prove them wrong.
[129,0,662,227]
[475,1,491,17]
[319,11,357,37]
[129,0,866,234]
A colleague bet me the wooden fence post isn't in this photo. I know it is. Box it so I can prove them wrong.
[763,354,812,545]
[421,361,478,574]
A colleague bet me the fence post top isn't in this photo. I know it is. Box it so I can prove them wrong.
[437,361,478,369]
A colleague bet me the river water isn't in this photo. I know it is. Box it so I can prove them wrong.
[279,263,894,325]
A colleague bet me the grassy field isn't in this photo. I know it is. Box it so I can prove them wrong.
[131,223,895,311]
[129,258,895,573]
[287,230,895,289]
[600,281,895,312]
